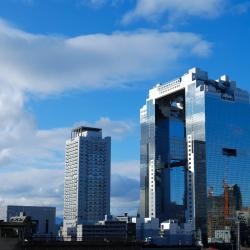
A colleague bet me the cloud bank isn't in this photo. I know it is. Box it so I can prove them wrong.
[0,19,211,94]
[0,163,140,216]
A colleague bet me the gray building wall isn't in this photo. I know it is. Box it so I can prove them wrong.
[0,205,56,236]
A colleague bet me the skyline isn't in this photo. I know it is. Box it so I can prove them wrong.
[0,0,250,218]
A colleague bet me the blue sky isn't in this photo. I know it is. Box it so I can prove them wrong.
[0,0,249,217]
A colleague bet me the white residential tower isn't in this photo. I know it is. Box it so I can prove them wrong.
[63,126,111,237]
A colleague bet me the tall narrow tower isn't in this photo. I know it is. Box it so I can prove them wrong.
[63,126,111,237]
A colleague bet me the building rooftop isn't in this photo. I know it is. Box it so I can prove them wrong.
[72,126,102,133]
[70,126,102,139]
[145,67,249,104]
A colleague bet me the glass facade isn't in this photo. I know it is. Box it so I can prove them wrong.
[140,89,186,223]
[205,94,250,205]
[205,92,250,243]
[140,68,250,243]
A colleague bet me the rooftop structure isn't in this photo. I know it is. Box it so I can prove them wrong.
[71,126,102,139]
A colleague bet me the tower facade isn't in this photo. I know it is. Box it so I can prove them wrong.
[63,126,111,236]
[140,68,250,242]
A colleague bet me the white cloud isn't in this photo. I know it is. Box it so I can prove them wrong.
[76,117,135,140]
[79,0,125,8]
[0,115,134,169]
[0,161,140,217]
[111,161,140,215]
[231,1,250,14]
[0,83,68,168]
[80,0,108,8]
[111,197,139,216]
[122,0,225,25]
[0,19,211,95]
[112,174,139,199]
[0,168,64,215]
[112,160,139,180]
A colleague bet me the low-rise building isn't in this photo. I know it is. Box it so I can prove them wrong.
[0,213,33,240]
[0,205,56,237]
[77,214,136,242]
[115,213,136,241]
[131,217,194,246]
[77,221,127,242]
[156,220,193,246]
[132,217,159,241]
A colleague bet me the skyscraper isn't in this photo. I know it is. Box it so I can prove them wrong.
[140,67,250,242]
[63,126,111,237]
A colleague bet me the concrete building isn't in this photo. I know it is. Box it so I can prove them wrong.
[77,221,127,242]
[115,213,136,241]
[139,67,250,243]
[132,217,159,241]
[158,220,193,246]
[77,214,136,242]
[0,205,56,236]
[63,126,111,238]
[0,213,33,240]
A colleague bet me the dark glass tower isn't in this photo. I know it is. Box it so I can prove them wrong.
[140,68,250,242]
